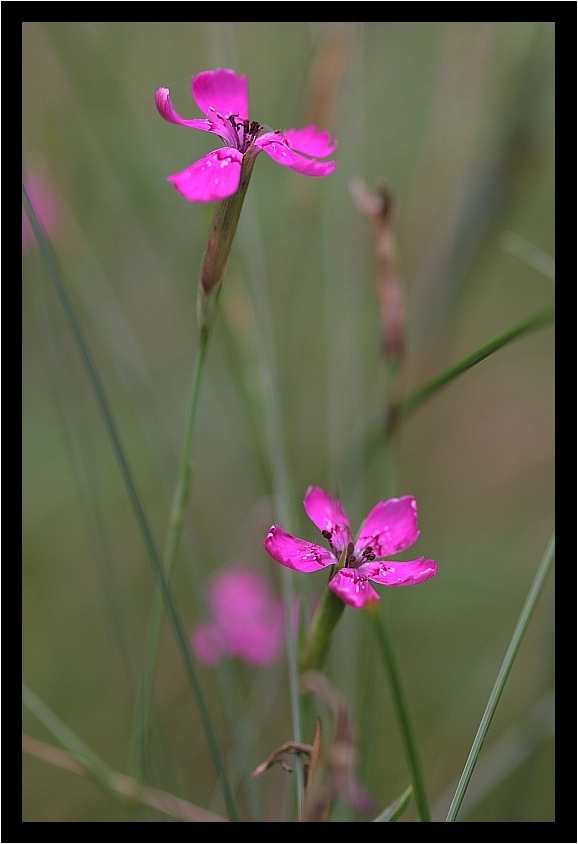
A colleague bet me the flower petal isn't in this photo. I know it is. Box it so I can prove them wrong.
[303,486,352,553]
[256,134,337,176]
[192,68,249,120]
[355,495,420,557]
[264,525,336,572]
[357,557,438,587]
[283,126,337,158]
[209,567,273,620]
[191,622,227,665]
[329,569,380,608]
[155,87,214,130]
[224,595,286,666]
[167,148,243,202]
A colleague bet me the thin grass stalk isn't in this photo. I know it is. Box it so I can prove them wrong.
[344,304,555,479]
[128,324,210,779]
[23,683,119,796]
[129,152,257,793]
[445,530,555,822]
[23,184,239,822]
[390,304,554,430]
[236,198,305,817]
[22,734,227,822]
[366,605,431,821]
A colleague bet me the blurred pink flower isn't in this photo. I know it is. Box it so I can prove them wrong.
[264,487,437,609]
[22,172,61,251]
[155,68,337,202]
[192,566,291,666]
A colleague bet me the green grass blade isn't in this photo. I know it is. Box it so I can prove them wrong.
[394,305,554,424]
[501,232,555,280]
[22,184,240,822]
[372,784,413,822]
[22,183,162,582]
[22,684,117,795]
[366,605,431,821]
[432,689,554,820]
[128,329,209,780]
[342,304,554,479]
[445,530,555,822]
[23,733,228,822]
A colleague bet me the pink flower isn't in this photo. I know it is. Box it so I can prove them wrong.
[22,172,61,251]
[155,68,337,202]
[264,487,437,609]
[191,566,289,666]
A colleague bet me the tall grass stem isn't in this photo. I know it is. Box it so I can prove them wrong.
[445,530,554,821]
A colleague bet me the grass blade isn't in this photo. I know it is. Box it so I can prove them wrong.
[23,734,228,822]
[22,183,240,822]
[372,784,413,822]
[366,605,431,821]
[343,304,554,478]
[445,530,555,821]
[393,305,554,425]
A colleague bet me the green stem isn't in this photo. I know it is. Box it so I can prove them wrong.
[128,326,210,778]
[128,154,259,807]
[236,187,305,817]
[299,585,346,672]
[445,531,555,822]
[128,154,260,812]
[198,153,258,326]
[367,605,431,821]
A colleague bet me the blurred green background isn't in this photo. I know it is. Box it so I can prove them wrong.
[22,22,554,822]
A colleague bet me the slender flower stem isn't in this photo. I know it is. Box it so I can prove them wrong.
[129,153,258,805]
[445,531,555,822]
[299,584,346,673]
[23,183,240,822]
[236,192,305,817]
[198,152,258,326]
[128,325,210,777]
[367,604,431,822]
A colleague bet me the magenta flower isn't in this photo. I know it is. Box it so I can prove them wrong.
[264,487,437,609]
[155,68,337,202]
[191,566,290,666]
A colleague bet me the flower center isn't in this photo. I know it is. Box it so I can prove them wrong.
[324,538,376,570]
[228,115,263,153]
